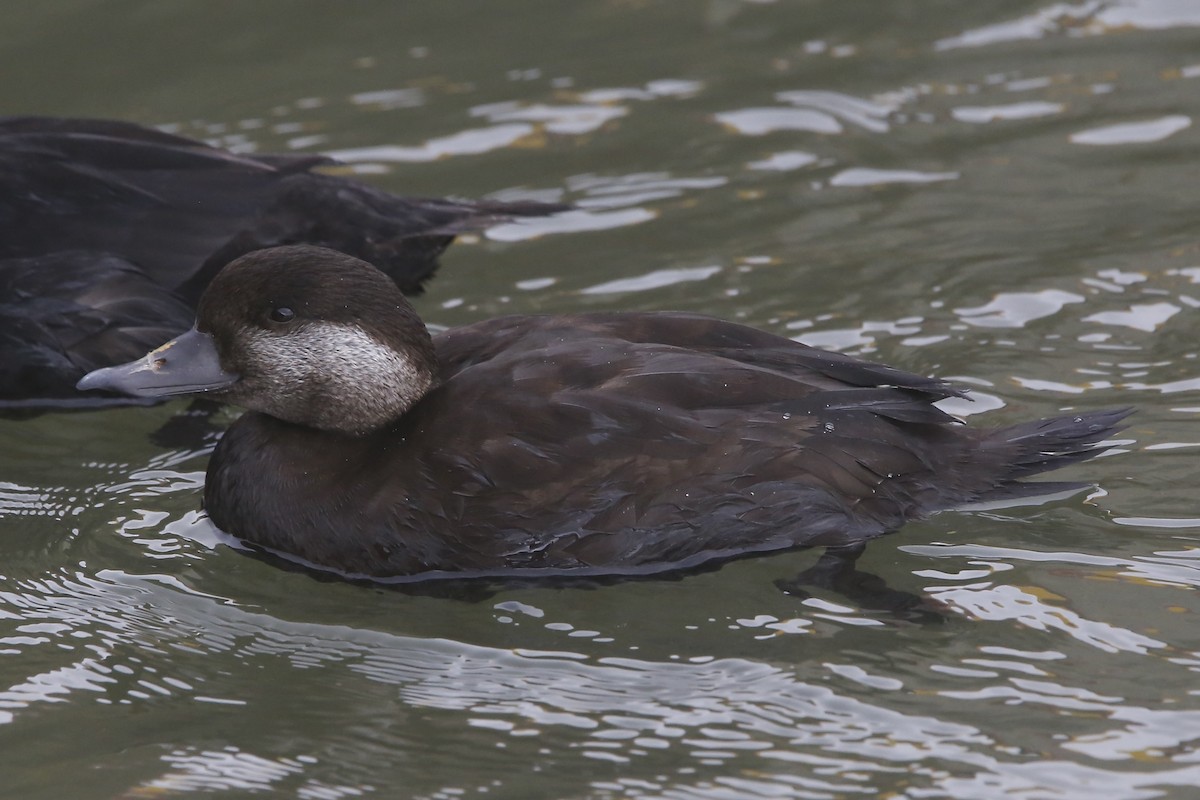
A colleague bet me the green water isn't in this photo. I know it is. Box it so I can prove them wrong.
[3,2,1200,798]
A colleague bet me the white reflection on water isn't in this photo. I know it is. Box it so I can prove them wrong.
[715,106,844,136]
[828,168,959,187]
[486,207,657,242]
[325,76,701,170]
[349,87,426,110]
[140,746,377,798]
[929,583,1164,654]
[0,550,1198,797]
[906,543,1200,593]
[715,89,894,137]
[930,760,1200,799]
[936,0,1200,51]
[471,100,627,135]
[0,570,987,784]
[1070,115,1192,146]
[325,123,535,163]
[790,315,926,353]
[578,78,704,103]
[1084,302,1181,333]
[581,265,722,296]
[955,290,1086,329]
[0,482,67,519]
[568,171,730,207]
[746,150,819,171]
[1114,516,1200,528]
[488,171,727,242]
[951,101,1065,123]
[776,90,894,133]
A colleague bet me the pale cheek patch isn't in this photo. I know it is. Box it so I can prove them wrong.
[238,322,431,432]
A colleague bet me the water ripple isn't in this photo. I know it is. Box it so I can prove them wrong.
[936,0,1200,52]
[488,171,727,242]
[326,123,536,163]
[955,291,1085,329]
[829,168,959,187]
[471,100,627,135]
[1070,115,1192,146]
[951,101,1065,123]
[581,266,722,296]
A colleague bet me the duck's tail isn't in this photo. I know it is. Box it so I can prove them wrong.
[967,406,1134,505]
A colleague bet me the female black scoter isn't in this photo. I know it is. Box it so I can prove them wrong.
[0,116,561,407]
[78,245,1131,581]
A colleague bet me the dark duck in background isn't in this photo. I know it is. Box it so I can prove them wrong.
[79,245,1132,595]
[0,116,563,407]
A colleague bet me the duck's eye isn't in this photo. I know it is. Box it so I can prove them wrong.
[269,306,296,324]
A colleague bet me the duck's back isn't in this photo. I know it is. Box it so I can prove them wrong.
[208,312,1128,579]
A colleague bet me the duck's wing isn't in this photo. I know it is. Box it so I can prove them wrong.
[0,251,194,406]
[0,115,566,300]
[0,116,566,405]
[416,313,961,570]
[0,117,309,286]
[174,180,568,305]
[413,312,1126,576]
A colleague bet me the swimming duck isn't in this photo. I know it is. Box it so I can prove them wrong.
[0,116,562,407]
[78,245,1130,582]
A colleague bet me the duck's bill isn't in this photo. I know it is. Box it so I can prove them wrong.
[76,328,238,398]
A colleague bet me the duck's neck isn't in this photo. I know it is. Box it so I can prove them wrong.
[225,320,438,436]
[205,410,445,576]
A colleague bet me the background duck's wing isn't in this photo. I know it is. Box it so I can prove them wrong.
[415,312,1127,574]
[0,251,193,405]
[0,115,565,301]
[0,116,566,405]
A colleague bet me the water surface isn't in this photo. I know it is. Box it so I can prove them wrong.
[3,2,1200,798]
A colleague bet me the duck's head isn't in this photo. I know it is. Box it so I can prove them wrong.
[77,245,438,435]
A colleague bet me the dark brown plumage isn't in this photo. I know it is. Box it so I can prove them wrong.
[0,116,563,406]
[78,246,1131,582]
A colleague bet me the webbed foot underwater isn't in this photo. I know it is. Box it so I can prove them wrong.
[78,245,1132,582]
